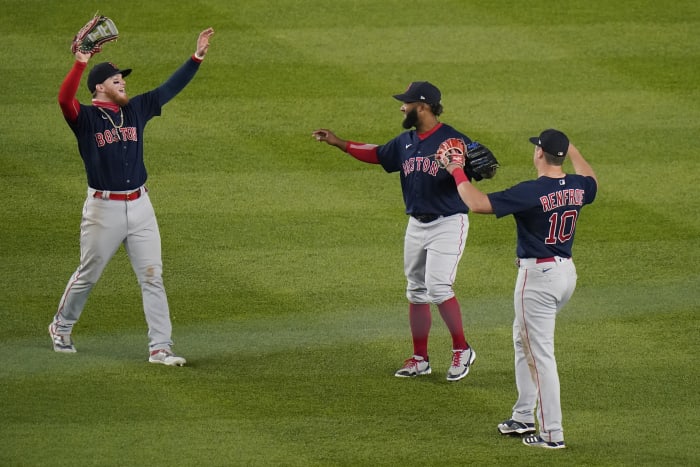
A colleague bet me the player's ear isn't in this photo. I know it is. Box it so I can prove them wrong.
[533,146,543,161]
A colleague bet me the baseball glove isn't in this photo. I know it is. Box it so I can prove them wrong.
[436,138,467,169]
[466,141,499,180]
[71,14,119,55]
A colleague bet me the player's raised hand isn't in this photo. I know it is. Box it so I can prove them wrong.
[74,50,92,63]
[195,28,215,58]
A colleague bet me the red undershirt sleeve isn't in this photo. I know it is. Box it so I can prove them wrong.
[345,141,380,164]
[58,60,87,123]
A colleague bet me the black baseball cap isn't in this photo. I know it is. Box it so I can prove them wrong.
[87,62,132,93]
[529,129,569,157]
[393,81,441,105]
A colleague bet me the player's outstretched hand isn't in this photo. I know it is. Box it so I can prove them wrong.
[195,28,215,58]
[312,129,340,146]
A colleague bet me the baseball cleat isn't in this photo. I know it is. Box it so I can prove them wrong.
[49,323,77,353]
[498,419,536,435]
[446,347,476,381]
[394,356,431,377]
[522,434,566,449]
[148,349,186,367]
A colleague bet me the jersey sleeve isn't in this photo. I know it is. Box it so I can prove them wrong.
[583,175,598,204]
[487,181,540,218]
[375,135,411,173]
[156,56,202,106]
[128,90,164,121]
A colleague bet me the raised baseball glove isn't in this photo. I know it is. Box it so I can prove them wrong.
[71,14,119,55]
[436,137,467,169]
[466,141,499,180]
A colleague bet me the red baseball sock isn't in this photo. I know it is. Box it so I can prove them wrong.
[437,297,468,350]
[409,303,431,359]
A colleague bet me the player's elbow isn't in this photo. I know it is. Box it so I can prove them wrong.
[468,197,494,214]
[470,205,494,214]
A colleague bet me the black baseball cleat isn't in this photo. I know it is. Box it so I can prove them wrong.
[497,419,535,435]
[522,434,566,449]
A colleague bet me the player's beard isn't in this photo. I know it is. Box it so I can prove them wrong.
[106,88,129,107]
[402,108,418,129]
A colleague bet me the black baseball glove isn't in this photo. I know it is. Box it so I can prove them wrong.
[466,141,499,180]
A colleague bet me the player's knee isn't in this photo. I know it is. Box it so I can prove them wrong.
[426,284,453,304]
[406,289,429,303]
[138,265,163,285]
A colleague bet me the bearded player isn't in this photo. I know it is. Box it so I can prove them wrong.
[313,81,497,381]
[49,25,214,366]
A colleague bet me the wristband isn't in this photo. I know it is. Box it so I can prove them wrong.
[452,167,469,186]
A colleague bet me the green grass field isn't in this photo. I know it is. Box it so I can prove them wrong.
[1,0,699,465]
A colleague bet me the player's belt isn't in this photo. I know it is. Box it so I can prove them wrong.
[93,187,147,201]
[517,257,571,268]
[412,214,441,223]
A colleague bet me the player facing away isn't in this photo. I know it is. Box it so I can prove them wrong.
[439,129,598,448]
[49,27,215,366]
[313,81,493,381]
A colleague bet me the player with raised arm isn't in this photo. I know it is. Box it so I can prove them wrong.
[49,21,214,366]
[313,81,498,381]
[437,129,598,448]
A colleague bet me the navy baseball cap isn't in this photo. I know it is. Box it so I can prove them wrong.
[393,81,441,105]
[87,62,132,93]
[529,129,569,157]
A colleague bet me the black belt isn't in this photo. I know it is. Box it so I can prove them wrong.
[412,214,441,223]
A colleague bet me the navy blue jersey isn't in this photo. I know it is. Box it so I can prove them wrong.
[66,57,201,191]
[376,123,474,215]
[70,93,161,191]
[488,175,597,258]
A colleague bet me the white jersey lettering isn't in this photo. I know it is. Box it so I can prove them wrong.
[539,188,585,212]
[402,155,440,177]
[94,127,138,147]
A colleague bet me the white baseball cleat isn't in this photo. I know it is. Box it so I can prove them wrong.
[49,323,77,353]
[148,349,186,366]
[394,355,431,377]
[446,347,476,381]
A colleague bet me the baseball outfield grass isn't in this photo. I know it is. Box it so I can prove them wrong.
[1,0,699,465]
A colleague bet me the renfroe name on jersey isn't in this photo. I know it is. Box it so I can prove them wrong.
[540,188,585,212]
